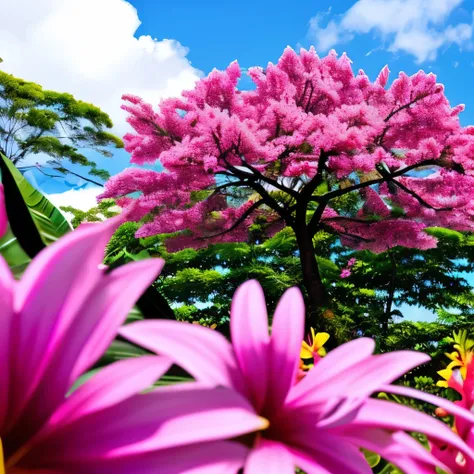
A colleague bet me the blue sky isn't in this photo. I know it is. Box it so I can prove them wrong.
[49,0,474,186]
[128,0,474,123]
[6,0,473,186]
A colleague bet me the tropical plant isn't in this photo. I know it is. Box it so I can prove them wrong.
[0,153,71,277]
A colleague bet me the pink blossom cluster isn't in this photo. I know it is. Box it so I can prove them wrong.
[100,47,474,253]
[340,257,357,279]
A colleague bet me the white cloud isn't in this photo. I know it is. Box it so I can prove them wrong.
[0,0,202,136]
[309,9,354,53]
[308,0,473,63]
[46,187,104,212]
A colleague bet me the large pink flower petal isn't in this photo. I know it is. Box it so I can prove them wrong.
[335,398,474,463]
[381,383,474,426]
[288,437,372,474]
[0,257,14,431]
[60,442,248,474]
[289,349,428,408]
[286,338,375,405]
[244,439,294,474]
[68,258,165,381]
[340,427,448,474]
[8,258,164,444]
[230,280,270,411]
[120,320,245,391]
[287,449,333,474]
[10,215,125,422]
[42,356,171,433]
[268,287,305,410]
[27,387,266,463]
[0,183,7,238]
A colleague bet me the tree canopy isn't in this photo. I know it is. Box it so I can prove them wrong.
[68,197,472,355]
[99,47,474,328]
[0,69,123,183]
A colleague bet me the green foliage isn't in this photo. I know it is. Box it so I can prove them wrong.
[0,69,123,182]
[0,153,71,276]
[83,202,474,351]
[61,198,119,229]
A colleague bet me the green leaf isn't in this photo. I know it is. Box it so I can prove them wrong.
[100,340,149,365]
[67,368,102,395]
[0,153,71,249]
[0,225,31,278]
[123,247,152,261]
[361,448,381,468]
[0,153,72,277]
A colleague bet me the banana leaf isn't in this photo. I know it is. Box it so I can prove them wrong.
[0,225,31,278]
[0,152,175,325]
[0,153,71,271]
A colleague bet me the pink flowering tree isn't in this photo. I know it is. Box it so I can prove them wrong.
[100,47,474,328]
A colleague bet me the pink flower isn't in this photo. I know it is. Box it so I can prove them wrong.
[340,268,351,278]
[121,280,474,473]
[0,214,263,472]
[375,65,390,88]
[0,183,7,238]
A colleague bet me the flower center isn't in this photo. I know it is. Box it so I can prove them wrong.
[233,416,270,448]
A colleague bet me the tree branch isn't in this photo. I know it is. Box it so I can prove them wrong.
[375,92,431,146]
[377,165,452,211]
[202,199,264,239]
[300,150,334,202]
[215,137,292,222]
[239,157,299,199]
[317,159,439,202]
[381,252,397,348]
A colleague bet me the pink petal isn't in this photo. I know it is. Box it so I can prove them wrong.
[306,351,430,403]
[376,65,390,88]
[287,449,333,474]
[289,349,428,409]
[63,442,248,474]
[245,439,294,474]
[10,215,125,422]
[0,257,14,430]
[120,320,245,391]
[268,287,305,410]
[381,383,474,426]
[69,258,165,380]
[42,356,171,434]
[9,258,164,441]
[27,387,266,462]
[339,427,447,474]
[288,436,372,474]
[337,398,474,462]
[231,280,270,411]
[287,338,375,406]
[0,182,7,238]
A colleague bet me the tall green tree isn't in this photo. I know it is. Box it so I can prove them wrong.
[0,69,123,183]
[95,212,473,344]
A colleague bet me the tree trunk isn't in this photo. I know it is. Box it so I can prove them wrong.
[294,224,328,332]
[381,252,397,350]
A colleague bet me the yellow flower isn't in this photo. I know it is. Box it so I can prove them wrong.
[0,438,4,474]
[300,328,330,360]
[437,330,474,387]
